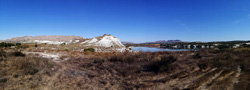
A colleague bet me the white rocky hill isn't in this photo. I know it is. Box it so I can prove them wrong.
[81,34,125,48]
[4,34,127,52]
[4,35,124,46]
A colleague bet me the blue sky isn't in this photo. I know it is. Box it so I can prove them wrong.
[0,0,250,43]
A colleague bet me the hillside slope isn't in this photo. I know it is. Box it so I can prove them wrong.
[81,34,125,48]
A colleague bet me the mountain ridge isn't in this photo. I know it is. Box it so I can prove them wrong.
[144,40,183,44]
[81,34,125,48]
[4,35,84,43]
[3,34,125,49]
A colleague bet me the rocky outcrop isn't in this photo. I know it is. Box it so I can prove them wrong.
[80,34,126,52]
[3,34,127,52]
[81,34,125,48]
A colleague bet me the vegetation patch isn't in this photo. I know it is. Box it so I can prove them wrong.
[84,48,95,52]
[0,42,15,48]
[12,51,25,57]
[144,55,177,73]
[0,78,7,83]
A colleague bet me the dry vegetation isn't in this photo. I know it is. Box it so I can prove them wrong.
[0,50,60,90]
[1,45,250,90]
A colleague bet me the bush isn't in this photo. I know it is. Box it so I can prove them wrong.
[12,51,25,57]
[0,78,7,83]
[145,55,177,73]
[109,55,121,62]
[0,50,6,57]
[0,42,15,47]
[18,58,41,75]
[218,45,230,50]
[193,53,202,59]
[25,68,39,75]
[16,43,21,46]
[84,48,95,52]
[0,50,6,61]
[109,54,136,64]
[94,58,105,65]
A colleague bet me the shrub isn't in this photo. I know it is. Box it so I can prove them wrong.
[145,55,177,73]
[0,42,15,47]
[0,78,7,83]
[193,53,202,59]
[26,68,39,75]
[0,50,6,57]
[16,43,21,46]
[218,45,230,50]
[84,48,95,52]
[12,51,25,57]
[0,50,6,61]
[19,58,41,75]
[13,74,19,78]
[109,55,121,62]
[94,58,105,65]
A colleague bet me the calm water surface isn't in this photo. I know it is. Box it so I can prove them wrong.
[131,47,191,52]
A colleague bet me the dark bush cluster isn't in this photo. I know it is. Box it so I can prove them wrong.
[0,78,7,83]
[12,51,25,57]
[109,55,120,62]
[241,44,250,48]
[16,43,21,46]
[193,53,202,59]
[0,50,6,61]
[217,45,230,50]
[109,54,136,64]
[93,58,105,65]
[0,42,15,48]
[0,50,6,57]
[145,55,177,73]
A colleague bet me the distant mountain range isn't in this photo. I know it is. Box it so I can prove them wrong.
[3,35,125,48]
[121,40,183,45]
[121,41,135,45]
[4,35,84,44]
[130,40,183,44]
[145,40,183,44]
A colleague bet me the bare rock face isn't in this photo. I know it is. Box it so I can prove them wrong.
[4,34,126,52]
[81,34,125,48]
[81,34,126,52]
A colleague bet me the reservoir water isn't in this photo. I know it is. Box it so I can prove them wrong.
[131,47,191,52]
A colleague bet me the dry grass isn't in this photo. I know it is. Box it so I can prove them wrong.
[0,50,59,90]
[1,47,250,90]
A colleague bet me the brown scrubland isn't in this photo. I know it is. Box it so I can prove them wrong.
[1,45,250,90]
